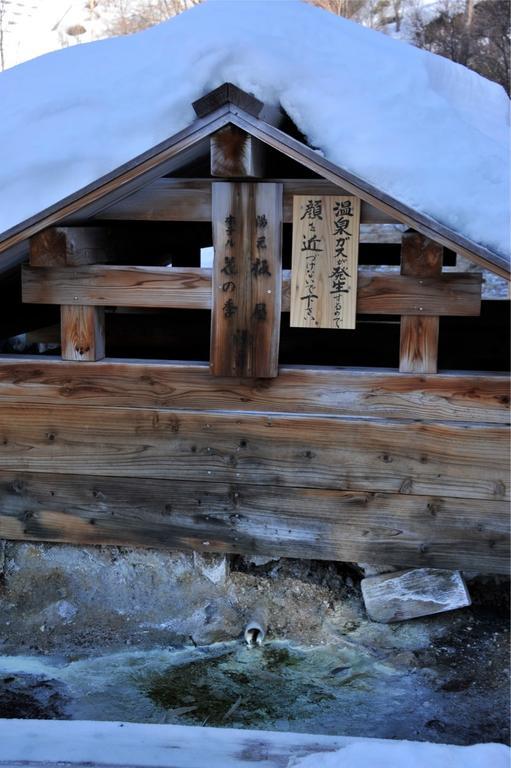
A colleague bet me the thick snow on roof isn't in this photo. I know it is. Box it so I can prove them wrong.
[0,0,509,260]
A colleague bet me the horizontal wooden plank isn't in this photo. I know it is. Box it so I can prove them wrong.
[23,265,212,309]
[0,472,508,572]
[0,358,508,424]
[29,226,122,267]
[95,178,394,225]
[22,265,482,316]
[0,403,507,500]
[299,271,481,316]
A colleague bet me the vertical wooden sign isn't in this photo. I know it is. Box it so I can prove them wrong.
[290,196,360,329]
[210,182,283,377]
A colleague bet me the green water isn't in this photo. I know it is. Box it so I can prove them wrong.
[0,627,509,744]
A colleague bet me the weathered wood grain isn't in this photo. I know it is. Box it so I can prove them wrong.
[353,272,480,316]
[94,178,393,225]
[193,82,264,118]
[211,182,282,377]
[22,265,481,316]
[0,359,508,423]
[291,196,360,329]
[400,232,443,373]
[60,306,105,361]
[400,316,439,373]
[361,568,471,622]
[0,404,507,500]
[23,265,213,309]
[29,227,120,267]
[211,126,265,177]
[0,472,508,572]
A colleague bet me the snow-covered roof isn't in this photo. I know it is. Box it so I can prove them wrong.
[0,0,509,272]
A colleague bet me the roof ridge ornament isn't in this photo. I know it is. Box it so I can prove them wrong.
[192,83,264,119]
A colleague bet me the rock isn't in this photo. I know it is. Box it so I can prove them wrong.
[193,552,229,585]
[0,673,68,719]
[361,568,471,623]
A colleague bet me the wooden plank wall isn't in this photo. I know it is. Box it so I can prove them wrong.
[0,357,508,573]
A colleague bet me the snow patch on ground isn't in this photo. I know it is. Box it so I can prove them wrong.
[0,719,508,768]
[0,0,509,260]
[293,740,510,767]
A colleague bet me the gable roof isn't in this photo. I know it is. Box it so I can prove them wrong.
[0,97,508,279]
[0,0,509,277]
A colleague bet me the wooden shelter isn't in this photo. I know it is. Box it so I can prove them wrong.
[0,84,509,574]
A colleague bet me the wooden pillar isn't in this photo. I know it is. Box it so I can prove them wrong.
[211,126,265,178]
[61,305,105,362]
[399,231,443,373]
[30,227,118,267]
[210,182,282,377]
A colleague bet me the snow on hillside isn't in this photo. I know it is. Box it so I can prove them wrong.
[0,0,509,261]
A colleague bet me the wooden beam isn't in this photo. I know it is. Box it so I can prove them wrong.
[211,126,265,177]
[22,265,481,316]
[94,178,393,224]
[29,227,121,267]
[0,359,508,424]
[0,403,507,501]
[60,305,105,361]
[193,83,264,119]
[210,182,283,376]
[23,265,213,309]
[0,471,508,573]
[400,232,443,373]
[400,316,439,373]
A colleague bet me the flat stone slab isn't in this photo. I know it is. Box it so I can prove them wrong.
[361,568,471,623]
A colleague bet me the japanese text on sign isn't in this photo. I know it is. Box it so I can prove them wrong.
[290,195,360,329]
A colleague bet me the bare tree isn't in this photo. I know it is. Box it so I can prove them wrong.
[101,0,201,36]
[409,0,510,93]
[308,0,366,17]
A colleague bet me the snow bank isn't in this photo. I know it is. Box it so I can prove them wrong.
[0,719,508,767]
[0,0,509,260]
[293,740,510,768]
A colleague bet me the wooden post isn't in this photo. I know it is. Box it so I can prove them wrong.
[211,126,265,178]
[30,227,120,267]
[210,182,282,377]
[61,305,105,362]
[399,232,443,373]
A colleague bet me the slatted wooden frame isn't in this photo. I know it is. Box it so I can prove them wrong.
[4,87,509,572]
